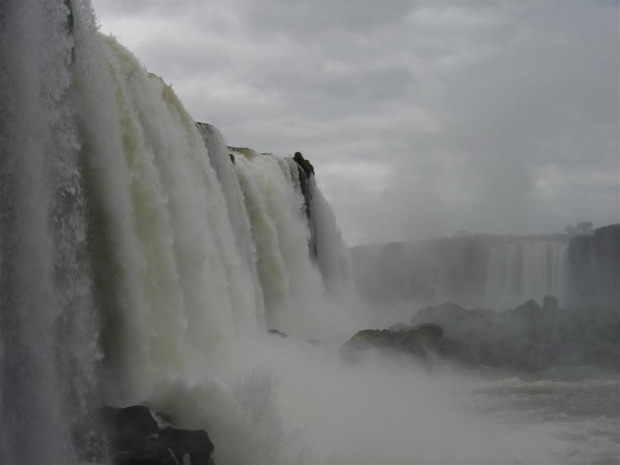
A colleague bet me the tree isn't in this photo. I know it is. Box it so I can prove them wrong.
[565,221,594,236]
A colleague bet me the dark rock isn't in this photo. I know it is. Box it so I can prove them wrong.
[100,405,215,465]
[159,428,215,465]
[268,329,288,338]
[293,152,315,178]
[514,299,542,318]
[340,323,445,363]
[119,441,179,465]
[101,405,159,453]
[410,323,444,343]
[291,152,317,258]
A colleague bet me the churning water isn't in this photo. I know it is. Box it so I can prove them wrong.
[0,1,617,464]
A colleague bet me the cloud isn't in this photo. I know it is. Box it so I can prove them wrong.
[91,0,619,244]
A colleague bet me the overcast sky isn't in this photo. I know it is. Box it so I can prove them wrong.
[90,0,619,245]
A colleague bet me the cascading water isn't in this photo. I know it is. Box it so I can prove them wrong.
[0,1,100,463]
[485,239,569,309]
[3,2,616,464]
[0,0,350,461]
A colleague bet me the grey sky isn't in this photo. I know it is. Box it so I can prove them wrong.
[90,0,619,245]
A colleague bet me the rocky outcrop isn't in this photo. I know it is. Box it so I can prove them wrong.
[340,323,444,364]
[98,405,215,465]
[410,298,620,372]
[292,152,317,257]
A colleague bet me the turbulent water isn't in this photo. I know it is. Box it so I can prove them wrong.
[1,1,618,464]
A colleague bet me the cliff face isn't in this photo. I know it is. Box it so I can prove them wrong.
[352,225,620,309]
[567,224,620,307]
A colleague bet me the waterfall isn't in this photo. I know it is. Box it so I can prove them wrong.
[485,240,569,309]
[0,1,99,463]
[0,1,351,462]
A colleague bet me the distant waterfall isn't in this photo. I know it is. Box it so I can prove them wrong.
[485,240,569,309]
[0,1,351,462]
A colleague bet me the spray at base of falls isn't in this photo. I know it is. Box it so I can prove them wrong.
[1,2,617,464]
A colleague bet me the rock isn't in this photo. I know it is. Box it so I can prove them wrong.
[514,299,542,317]
[159,428,215,465]
[118,442,178,465]
[340,324,445,363]
[410,323,444,343]
[292,152,315,178]
[413,301,469,327]
[101,405,159,453]
[291,152,317,257]
[268,329,288,338]
[100,405,215,465]
[543,294,559,312]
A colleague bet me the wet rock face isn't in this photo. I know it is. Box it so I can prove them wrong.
[292,152,318,257]
[293,152,315,178]
[101,405,215,465]
[340,323,444,363]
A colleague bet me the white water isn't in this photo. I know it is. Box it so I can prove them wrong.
[1,2,617,464]
[485,240,569,309]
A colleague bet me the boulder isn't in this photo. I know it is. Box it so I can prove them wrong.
[340,324,445,363]
[99,405,215,465]
[292,152,315,178]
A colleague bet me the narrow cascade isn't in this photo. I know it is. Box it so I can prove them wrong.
[485,240,569,308]
[233,152,327,336]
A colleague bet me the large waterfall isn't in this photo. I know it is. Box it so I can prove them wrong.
[485,239,569,309]
[0,1,351,463]
[3,2,618,465]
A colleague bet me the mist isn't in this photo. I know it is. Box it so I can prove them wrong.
[1,1,618,465]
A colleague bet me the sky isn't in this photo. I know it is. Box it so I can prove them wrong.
[90,0,619,245]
